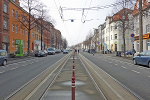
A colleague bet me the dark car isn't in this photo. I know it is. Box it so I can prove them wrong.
[0,50,8,66]
[133,50,150,68]
[35,50,47,57]
[126,49,136,55]
[63,50,68,54]
[126,50,133,55]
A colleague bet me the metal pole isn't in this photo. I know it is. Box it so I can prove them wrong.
[139,0,143,52]
[72,54,75,100]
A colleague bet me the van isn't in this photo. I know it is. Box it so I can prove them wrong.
[47,47,55,55]
[0,50,8,66]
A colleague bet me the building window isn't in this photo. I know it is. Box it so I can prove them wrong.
[147,0,150,3]
[21,28,22,34]
[3,4,8,13]
[32,32,33,37]
[35,34,36,40]
[111,35,112,40]
[13,0,16,2]
[12,24,15,32]
[111,26,113,31]
[115,34,117,39]
[12,39,14,47]
[3,20,8,29]
[23,29,25,35]
[16,11,18,19]
[115,25,117,29]
[26,41,28,48]
[21,15,22,22]
[137,2,139,9]
[16,25,18,33]
[26,31,28,36]
[23,41,25,48]
[146,24,150,33]
[136,28,139,35]
[12,9,15,17]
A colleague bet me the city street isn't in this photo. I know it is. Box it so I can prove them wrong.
[0,53,66,100]
[0,51,150,100]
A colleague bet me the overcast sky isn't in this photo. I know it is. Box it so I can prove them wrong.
[40,0,117,46]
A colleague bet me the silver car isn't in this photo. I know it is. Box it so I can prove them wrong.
[0,50,8,66]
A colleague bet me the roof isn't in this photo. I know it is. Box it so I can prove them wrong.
[132,0,150,16]
[111,8,133,23]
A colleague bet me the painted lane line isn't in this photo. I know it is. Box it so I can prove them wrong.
[22,64,27,66]
[115,64,118,66]
[1,66,6,68]
[148,76,150,77]
[109,62,112,63]
[11,67,18,70]
[121,66,127,69]
[0,71,5,73]
[132,70,140,74]
[14,63,18,65]
[139,67,145,69]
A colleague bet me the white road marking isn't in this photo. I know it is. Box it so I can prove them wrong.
[11,67,18,70]
[115,64,118,66]
[121,66,127,69]
[148,76,150,77]
[0,71,5,73]
[1,66,6,68]
[14,63,18,65]
[109,62,112,63]
[22,64,27,66]
[132,70,140,74]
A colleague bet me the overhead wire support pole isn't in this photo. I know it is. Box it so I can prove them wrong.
[139,0,143,52]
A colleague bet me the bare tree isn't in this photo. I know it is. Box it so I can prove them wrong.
[111,0,135,57]
[17,0,43,55]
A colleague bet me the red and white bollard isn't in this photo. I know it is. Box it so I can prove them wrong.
[72,76,75,100]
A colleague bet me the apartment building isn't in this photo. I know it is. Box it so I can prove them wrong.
[9,0,35,53]
[0,0,10,52]
[132,0,150,52]
[100,8,133,52]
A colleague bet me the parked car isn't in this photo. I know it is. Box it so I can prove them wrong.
[47,47,55,55]
[63,49,68,54]
[55,49,61,53]
[0,50,8,66]
[43,50,48,56]
[35,50,47,57]
[133,50,150,68]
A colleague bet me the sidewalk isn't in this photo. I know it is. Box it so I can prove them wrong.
[96,52,133,60]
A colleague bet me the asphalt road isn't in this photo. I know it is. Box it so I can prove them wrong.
[0,53,66,100]
[81,51,150,100]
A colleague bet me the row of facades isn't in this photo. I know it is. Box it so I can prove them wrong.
[0,0,62,54]
[80,0,150,53]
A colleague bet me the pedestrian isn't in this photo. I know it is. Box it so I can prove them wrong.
[78,50,79,53]
[92,49,94,56]
[132,48,136,57]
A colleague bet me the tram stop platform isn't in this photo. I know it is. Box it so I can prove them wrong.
[42,53,106,100]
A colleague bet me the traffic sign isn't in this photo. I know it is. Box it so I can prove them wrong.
[131,33,135,37]
[130,37,135,42]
